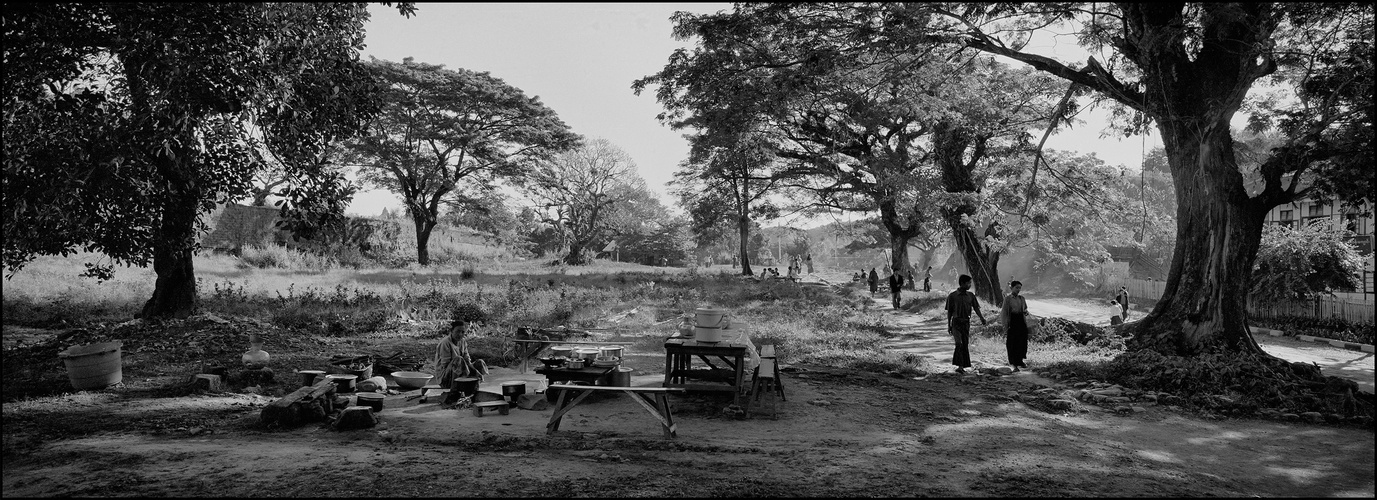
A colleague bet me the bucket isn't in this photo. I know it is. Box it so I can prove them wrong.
[695,325,724,343]
[694,308,731,330]
[610,367,633,387]
[501,381,526,402]
[325,374,358,393]
[355,392,384,412]
[452,377,480,398]
[58,341,123,390]
[297,370,326,387]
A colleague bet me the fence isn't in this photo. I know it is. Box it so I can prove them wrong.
[1119,278,1373,324]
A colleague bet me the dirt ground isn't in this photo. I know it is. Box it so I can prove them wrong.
[3,289,1375,497]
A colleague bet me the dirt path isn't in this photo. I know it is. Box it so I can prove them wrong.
[3,274,1373,497]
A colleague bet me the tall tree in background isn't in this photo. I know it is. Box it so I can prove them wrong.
[517,138,640,265]
[671,129,783,276]
[350,57,579,265]
[3,2,414,318]
[937,3,1375,355]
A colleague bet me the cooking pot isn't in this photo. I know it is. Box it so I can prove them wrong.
[550,346,574,358]
[575,349,599,362]
[501,381,526,402]
[325,374,357,393]
[566,359,585,369]
[355,392,384,412]
[598,346,624,359]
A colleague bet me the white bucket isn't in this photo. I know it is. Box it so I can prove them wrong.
[694,308,731,330]
[696,325,724,343]
[58,341,123,390]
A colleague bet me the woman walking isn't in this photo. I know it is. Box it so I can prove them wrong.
[998,280,1030,371]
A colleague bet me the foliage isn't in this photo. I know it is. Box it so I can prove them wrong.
[516,138,644,265]
[1251,316,1375,346]
[349,56,580,265]
[1250,220,1365,304]
[2,3,414,318]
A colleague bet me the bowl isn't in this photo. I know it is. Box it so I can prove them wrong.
[390,371,434,390]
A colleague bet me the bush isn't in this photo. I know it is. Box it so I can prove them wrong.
[1251,315,1375,345]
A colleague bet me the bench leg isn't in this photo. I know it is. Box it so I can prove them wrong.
[658,394,676,438]
[546,388,594,435]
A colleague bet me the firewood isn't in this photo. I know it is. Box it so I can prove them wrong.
[260,379,337,428]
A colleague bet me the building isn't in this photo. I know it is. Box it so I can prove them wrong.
[1262,196,1374,295]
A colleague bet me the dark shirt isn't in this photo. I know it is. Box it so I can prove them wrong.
[945,289,981,320]
[888,274,904,292]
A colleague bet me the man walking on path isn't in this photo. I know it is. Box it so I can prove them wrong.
[868,268,879,296]
[923,266,932,292]
[945,274,987,374]
[805,253,813,274]
[887,267,905,309]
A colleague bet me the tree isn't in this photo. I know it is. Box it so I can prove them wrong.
[3,2,415,318]
[921,3,1375,355]
[1251,220,1365,305]
[670,129,783,276]
[349,56,579,265]
[517,138,641,265]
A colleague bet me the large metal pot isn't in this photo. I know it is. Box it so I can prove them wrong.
[598,346,624,359]
[575,349,599,362]
[550,346,574,358]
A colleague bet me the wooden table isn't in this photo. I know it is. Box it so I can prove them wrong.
[663,335,753,406]
[546,384,686,438]
[534,365,615,386]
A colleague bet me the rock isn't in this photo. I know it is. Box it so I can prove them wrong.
[995,367,1014,375]
[1090,387,1123,397]
[1106,397,1132,404]
[188,374,223,393]
[1006,391,1020,399]
[1131,406,1147,413]
[1324,413,1342,424]
[1048,399,1076,411]
[1034,387,1057,394]
[1300,412,1324,423]
[1141,394,1158,403]
[334,406,377,431]
[1114,406,1133,413]
[517,393,550,411]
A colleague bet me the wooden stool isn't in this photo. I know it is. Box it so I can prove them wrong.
[472,400,510,417]
[747,345,785,419]
[419,384,445,404]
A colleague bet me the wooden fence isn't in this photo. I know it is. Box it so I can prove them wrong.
[1119,278,1374,324]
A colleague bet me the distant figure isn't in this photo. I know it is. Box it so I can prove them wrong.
[999,280,1030,371]
[1114,286,1130,320]
[867,268,879,295]
[887,267,905,309]
[1109,299,1124,325]
[946,274,988,374]
[787,263,799,281]
[805,253,814,274]
[906,267,917,291]
[923,266,932,292]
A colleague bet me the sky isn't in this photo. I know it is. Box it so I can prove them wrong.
[348,2,1162,223]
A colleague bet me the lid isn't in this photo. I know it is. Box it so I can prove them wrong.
[297,370,326,375]
[618,367,634,373]
[599,345,623,350]
[58,341,123,358]
[695,308,727,314]
[575,348,600,354]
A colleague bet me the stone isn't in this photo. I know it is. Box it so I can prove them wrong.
[1048,399,1076,411]
[995,367,1014,375]
[334,406,377,431]
[188,374,223,393]
[1131,406,1147,413]
[1141,394,1158,403]
[1106,397,1132,404]
[1281,413,1300,421]
[517,393,550,411]
[1300,412,1324,423]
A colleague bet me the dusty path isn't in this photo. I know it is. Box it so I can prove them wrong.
[822,274,1376,394]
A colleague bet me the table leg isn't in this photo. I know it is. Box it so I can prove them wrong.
[663,350,673,387]
[732,353,745,406]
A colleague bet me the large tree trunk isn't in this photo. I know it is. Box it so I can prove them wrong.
[141,185,200,319]
[1126,124,1267,356]
[935,121,1002,307]
[564,240,589,265]
[737,214,754,276]
[411,215,434,266]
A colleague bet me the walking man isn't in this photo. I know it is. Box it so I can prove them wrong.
[923,266,932,292]
[1114,286,1130,320]
[887,267,905,309]
[945,274,987,374]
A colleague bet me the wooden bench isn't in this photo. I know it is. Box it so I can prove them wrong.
[546,384,687,439]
